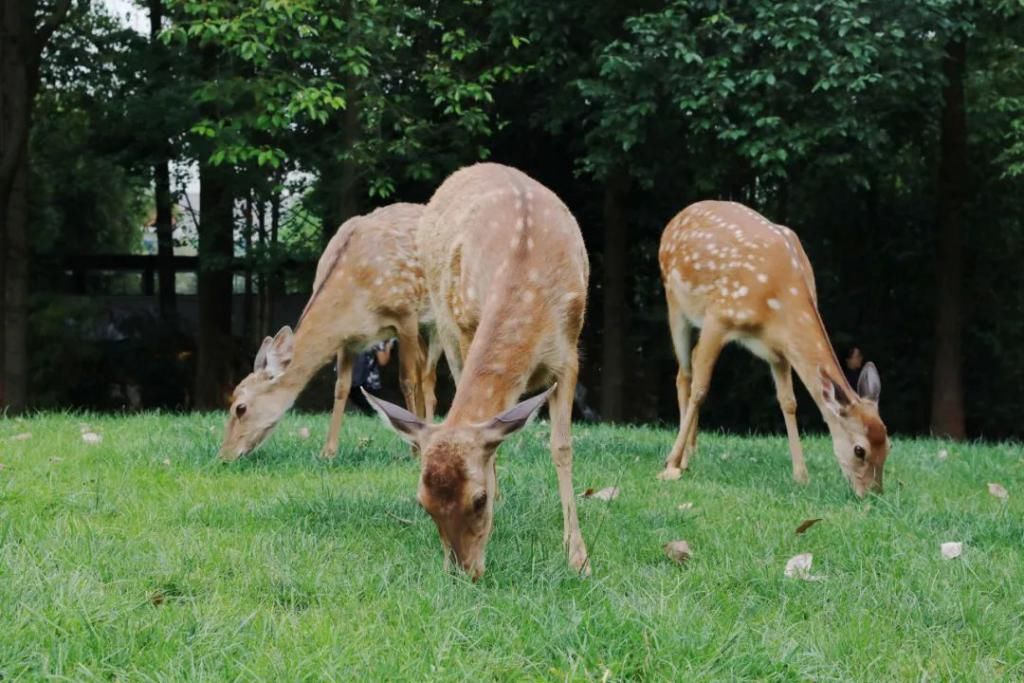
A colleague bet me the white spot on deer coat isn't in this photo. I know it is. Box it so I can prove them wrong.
[767,298,782,310]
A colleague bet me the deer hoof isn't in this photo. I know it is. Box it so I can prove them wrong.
[657,466,683,481]
[319,447,337,461]
[568,545,591,577]
[793,469,809,484]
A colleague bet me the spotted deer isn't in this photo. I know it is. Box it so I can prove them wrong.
[364,163,590,579]
[657,200,888,496]
[219,203,442,461]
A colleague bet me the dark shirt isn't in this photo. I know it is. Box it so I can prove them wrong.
[352,340,390,391]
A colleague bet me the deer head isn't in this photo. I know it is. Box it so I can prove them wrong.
[818,362,888,496]
[219,326,296,461]
[363,386,554,580]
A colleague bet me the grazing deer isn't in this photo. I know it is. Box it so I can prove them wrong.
[219,203,441,461]
[364,163,590,579]
[657,200,888,497]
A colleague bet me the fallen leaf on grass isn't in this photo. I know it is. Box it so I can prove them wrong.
[719,452,731,461]
[795,518,823,535]
[677,502,694,511]
[0,463,5,471]
[49,457,63,464]
[297,426,311,439]
[10,432,32,441]
[941,542,963,560]
[150,591,165,606]
[581,486,620,501]
[664,540,692,564]
[937,448,949,461]
[988,482,1009,500]
[162,458,171,466]
[784,553,823,581]
[81,432,102,444]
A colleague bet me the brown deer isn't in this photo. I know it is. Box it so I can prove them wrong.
[657,200,888,497]
[364,163,590,579]
[219,203,442,461]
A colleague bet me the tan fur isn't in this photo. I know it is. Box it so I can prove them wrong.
[413,163,591,577]
[657,200,889,496]
[219,203,439,461]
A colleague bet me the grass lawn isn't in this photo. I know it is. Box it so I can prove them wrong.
[1,412,1022,681]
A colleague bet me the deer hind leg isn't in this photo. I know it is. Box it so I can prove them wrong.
[396,316,425,419]
[322,350,354,460]
[770,359,808,484]
[663,304,694,472]
[659,318,727,480]
[420,329,443,421]
[548,355,590,576]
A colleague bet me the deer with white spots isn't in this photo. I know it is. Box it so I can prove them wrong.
[657,200,888,497]
[219,203,441,461]
[364,163,590,579]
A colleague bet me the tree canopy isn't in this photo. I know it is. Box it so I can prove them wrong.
[2,0,1023,438]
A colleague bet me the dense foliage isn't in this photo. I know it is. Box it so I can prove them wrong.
[4,0,1024,438]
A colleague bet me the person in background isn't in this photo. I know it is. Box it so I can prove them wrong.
[844,346,864,388]
[349,338,395,413]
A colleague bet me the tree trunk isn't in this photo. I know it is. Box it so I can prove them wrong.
[930,37,968,440]
[1,1,35,412]
[150,0,177,327]
[269,182,283,298]
[194,162,235,410]
[2,155,29,411]
[337,86,360,226]
[243,192,254,345]
[600,171,629,422]
[257,199,270,337]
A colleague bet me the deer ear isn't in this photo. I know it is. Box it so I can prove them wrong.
[264,326,294,378]
[362,388,428,446]
[819,366,851,417]
[857,361,881,403]
[480,384,556,447]
[254,336,274,372]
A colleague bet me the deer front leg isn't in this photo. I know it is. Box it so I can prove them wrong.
[659,319,726,480]
[437,324,463,386]
[322,350,354,460]
[549,359,590,576]
[771,360,808,484]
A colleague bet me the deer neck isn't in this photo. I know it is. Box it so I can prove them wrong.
[782,306,856,429]
[275,314,344,400]
[445,306,540,425]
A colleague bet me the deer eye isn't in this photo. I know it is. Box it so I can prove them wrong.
[854,445,866,460]
[235,403,247,418]
[472,493,487,513]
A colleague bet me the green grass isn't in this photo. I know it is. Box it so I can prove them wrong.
[1,412,1022,681]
